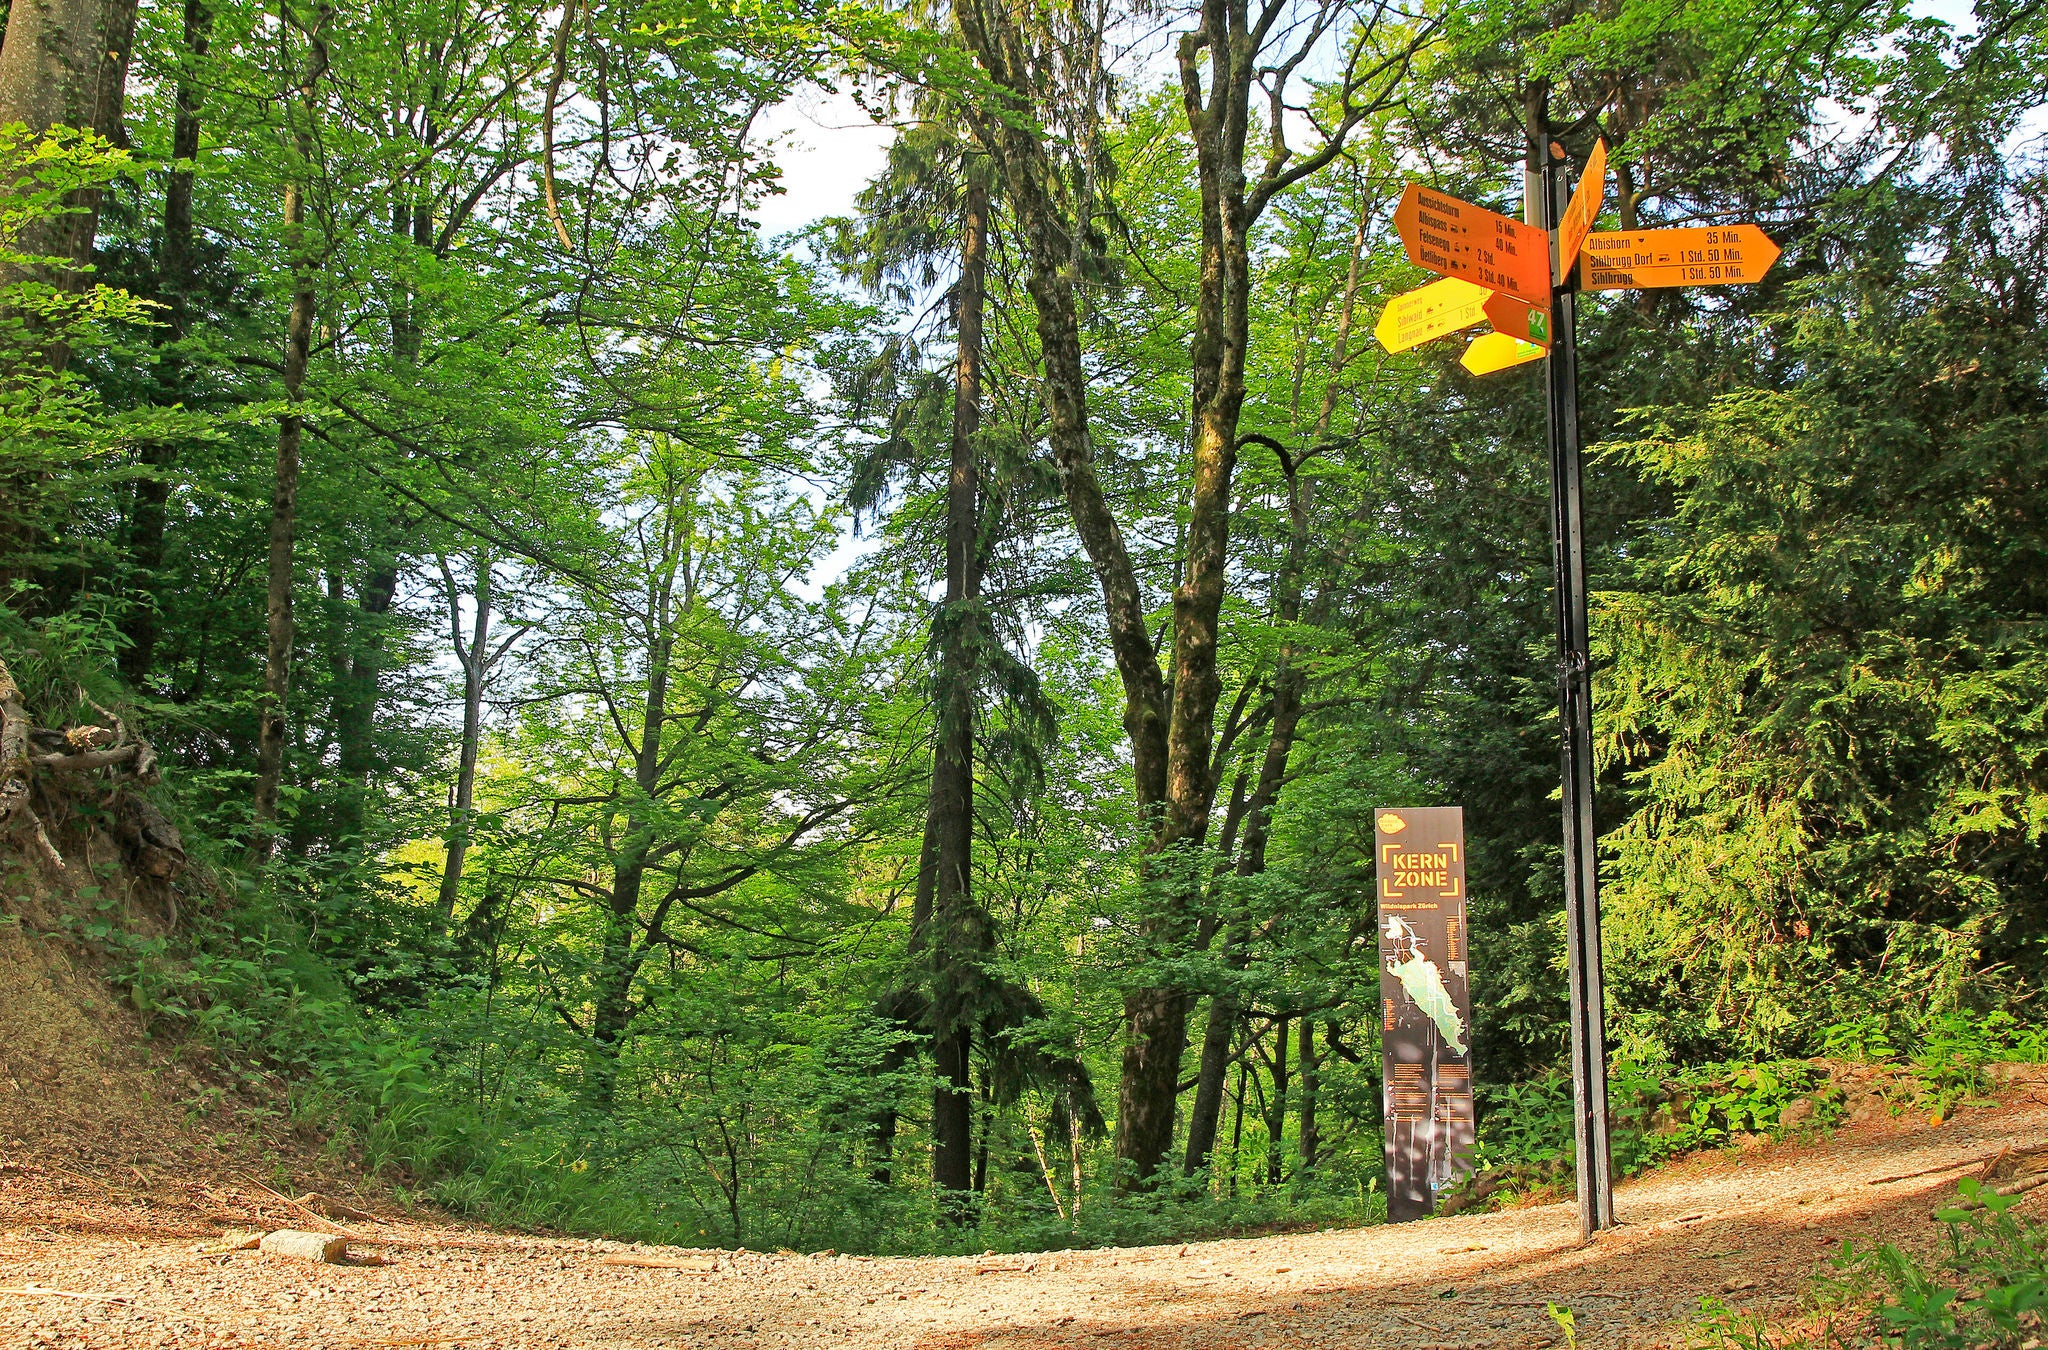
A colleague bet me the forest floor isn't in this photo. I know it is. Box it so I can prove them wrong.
[6,1085,2048,1350]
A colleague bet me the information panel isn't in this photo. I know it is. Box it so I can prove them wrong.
[1375,806,1476,1221]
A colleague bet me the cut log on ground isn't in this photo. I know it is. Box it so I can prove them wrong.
[260,1230,349,1263]
[600,1253,718,1272]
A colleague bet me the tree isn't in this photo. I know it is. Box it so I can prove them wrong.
[954,0,1424,1184]
[434,550,527,927]
[0,0,140,294]
[251,0,331,847]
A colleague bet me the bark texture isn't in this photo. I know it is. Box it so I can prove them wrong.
[0,0,139,285]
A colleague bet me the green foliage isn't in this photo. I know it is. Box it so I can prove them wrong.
[1466,1055,1844,1205]
[1595,149,2048,1060]
[1864,1180,2048,1348]
[3,0,2043,1262]
[1693,1180,2048,1348]
[1548,1302,1580,1350]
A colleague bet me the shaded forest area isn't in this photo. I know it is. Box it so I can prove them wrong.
[0,0,2043,1253]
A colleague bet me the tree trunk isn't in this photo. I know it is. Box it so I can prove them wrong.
[926,175,987,1215]
[954,0,1182,1189]
[326,561,398,844]
[1182,770,1250,1176]
[1183,208,1367,1176]
[0,0,138,589]
[0,0,140,289]
[437,553,493,926]
[120,0,208,686]
[1263,1015,1290,1186]
[251,5,329,850]
[586,613,672,1108]
[1182,967,1238,1175]
[932,1025,973,1204]
[1226,1049,1248,1194]
[1296,1016,1319,1181]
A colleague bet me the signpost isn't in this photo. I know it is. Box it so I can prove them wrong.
[1374,277,1493,353]
[1556,138,1608,276]
[1373,100,1782,1241]
[1461,331,1544,375]
[1579,225,1781,289]
[1482,292,1550,347]
[1374,807,1475,1222]
[1531,109,1613,1241]
[1394,184,1552,306]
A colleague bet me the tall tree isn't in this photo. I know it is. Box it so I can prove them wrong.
[923,162,990,1206]
[119,0,211,685]
[251,0,331,846]
[435,550,523,927]
[955,0,1421,1183]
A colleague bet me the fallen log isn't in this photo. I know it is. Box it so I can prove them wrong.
[32,743,141,772]
[600,1253,718,1272]
[261,1230,350,1263]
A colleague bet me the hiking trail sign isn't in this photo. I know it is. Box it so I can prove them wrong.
[1374,277,1492,353]
[1394,184,1551,306]
[1369,124,1782,1240]
[1578,224,1781,289]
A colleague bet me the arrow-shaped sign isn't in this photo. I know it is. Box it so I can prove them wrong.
[1395,184,1552,307]
[1556,139,1607,281]
[1578,225,1781,290]
[1482,292,1550,348]
[1375,277,1492,353]
[1461,331,1546,376]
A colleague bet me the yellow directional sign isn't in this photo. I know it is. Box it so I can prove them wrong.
[1375,277,1492,353]
[1461,331,1545,376]
[1556,139,1607,280]
[1483,292,1550,348]
[1578,225,1781,290]
[1395,184,1552,306]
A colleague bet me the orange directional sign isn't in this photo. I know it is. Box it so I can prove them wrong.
[1395,184,1552,306]
[1556,139,1607,280]
[1578,225,1781,290]
[1461,331,1545,376]
[1482,292,1550,348]
[1375,277,1491,353]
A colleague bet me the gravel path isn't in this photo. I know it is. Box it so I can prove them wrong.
[6,1097,2046,1350]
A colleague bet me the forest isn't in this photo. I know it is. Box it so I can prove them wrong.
[0,0,2043,1257]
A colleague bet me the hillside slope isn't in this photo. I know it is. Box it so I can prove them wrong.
[2,804,371,1239]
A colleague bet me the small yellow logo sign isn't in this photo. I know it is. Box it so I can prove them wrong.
[1378,812,1407,834]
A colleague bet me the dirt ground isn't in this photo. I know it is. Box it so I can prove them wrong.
[6,1090,2048,1350]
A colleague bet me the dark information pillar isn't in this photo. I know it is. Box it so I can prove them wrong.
[1530,88,1616,1239]
[1374,806,1475,1221]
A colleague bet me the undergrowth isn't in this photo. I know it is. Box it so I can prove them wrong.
[1691,1178,2048,1348]
[84,895,1390,1254]
[1454,1012,2047,1212]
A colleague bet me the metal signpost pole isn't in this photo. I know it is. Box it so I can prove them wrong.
[1385,82,1778,1242]
[1530,90,1615,1241]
